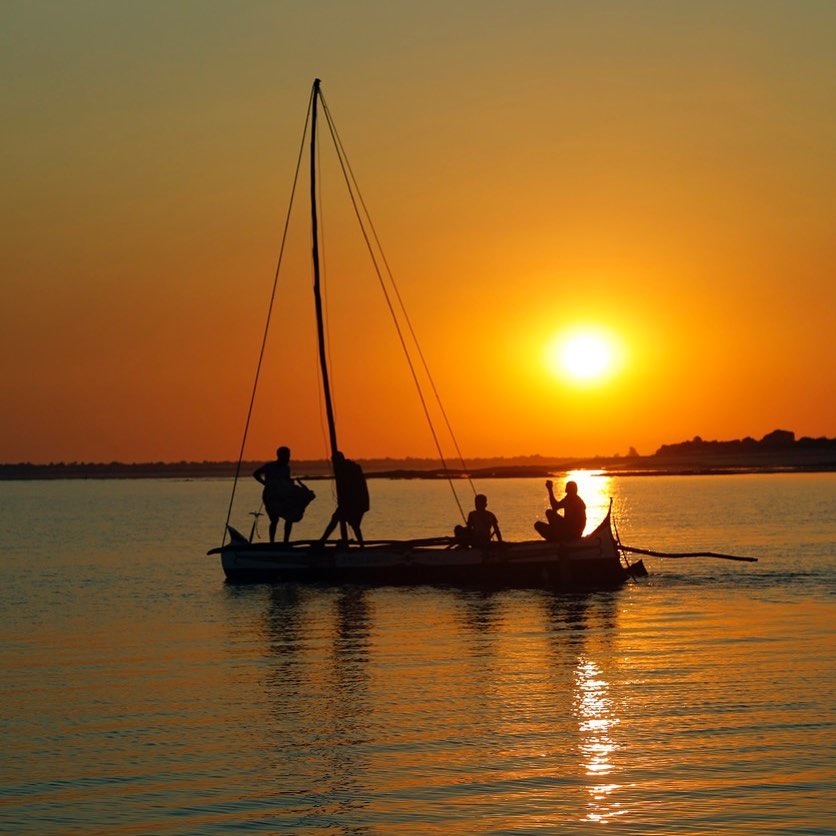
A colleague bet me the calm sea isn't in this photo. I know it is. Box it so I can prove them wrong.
[1,473,834,833]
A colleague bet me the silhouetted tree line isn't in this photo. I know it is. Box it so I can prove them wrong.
[654,429,835,457]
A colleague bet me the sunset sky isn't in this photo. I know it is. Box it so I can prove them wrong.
[2,1,834,464]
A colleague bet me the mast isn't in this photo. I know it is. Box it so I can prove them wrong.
[310,79,349,542]
[310,79,340,461]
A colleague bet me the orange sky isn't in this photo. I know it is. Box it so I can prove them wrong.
[1,1,834,463]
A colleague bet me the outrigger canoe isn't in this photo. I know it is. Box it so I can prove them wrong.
[210,508,647,589]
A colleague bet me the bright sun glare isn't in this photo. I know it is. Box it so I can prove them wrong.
[546,328,621,384]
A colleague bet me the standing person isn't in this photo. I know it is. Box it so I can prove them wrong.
[253,446,294,543]
[454,494,502,547]
[534,479,586,541]
[319,451,370,547]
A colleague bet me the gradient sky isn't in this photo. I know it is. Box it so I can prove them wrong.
[2,1,834,463]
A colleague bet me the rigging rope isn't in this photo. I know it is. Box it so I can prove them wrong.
[609,503,638,581]
[319,91,471,520]
[220,87,313,546]
[223,81,479,539]
[322,94,475,497]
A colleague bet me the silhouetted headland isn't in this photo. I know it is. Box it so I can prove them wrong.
[2,430,833,480]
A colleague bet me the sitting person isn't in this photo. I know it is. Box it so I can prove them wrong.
[454,494,502,547]
[534,479,586,542]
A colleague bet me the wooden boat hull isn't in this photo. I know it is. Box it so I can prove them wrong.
[213,512,646,590]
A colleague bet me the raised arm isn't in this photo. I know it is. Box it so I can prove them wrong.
[545,479,559,511]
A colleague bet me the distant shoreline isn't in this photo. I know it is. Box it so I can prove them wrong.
[1,452,833,481]
[3,430,833,480]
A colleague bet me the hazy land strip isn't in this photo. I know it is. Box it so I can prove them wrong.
[2,447,833,481]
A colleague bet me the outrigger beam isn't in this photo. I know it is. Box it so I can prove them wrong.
[620,545,758,562]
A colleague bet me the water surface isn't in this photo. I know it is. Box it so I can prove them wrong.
[1,474,834,832]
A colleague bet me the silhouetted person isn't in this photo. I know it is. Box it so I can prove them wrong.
[254,446,315,542]
[455,493,502,547]
[320,451,369,547]
[534,479,586,542]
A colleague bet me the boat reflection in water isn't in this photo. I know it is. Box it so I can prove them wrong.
[245,580,639,829]
[258,584,375,823]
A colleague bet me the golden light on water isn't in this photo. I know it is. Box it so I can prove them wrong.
[574,657,627,823]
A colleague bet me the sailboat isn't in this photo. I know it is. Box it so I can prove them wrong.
[209,80,647,588]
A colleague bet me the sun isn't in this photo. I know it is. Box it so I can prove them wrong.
[545,327,621,384]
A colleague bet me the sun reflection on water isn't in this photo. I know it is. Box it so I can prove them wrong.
[574,656,627,823]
